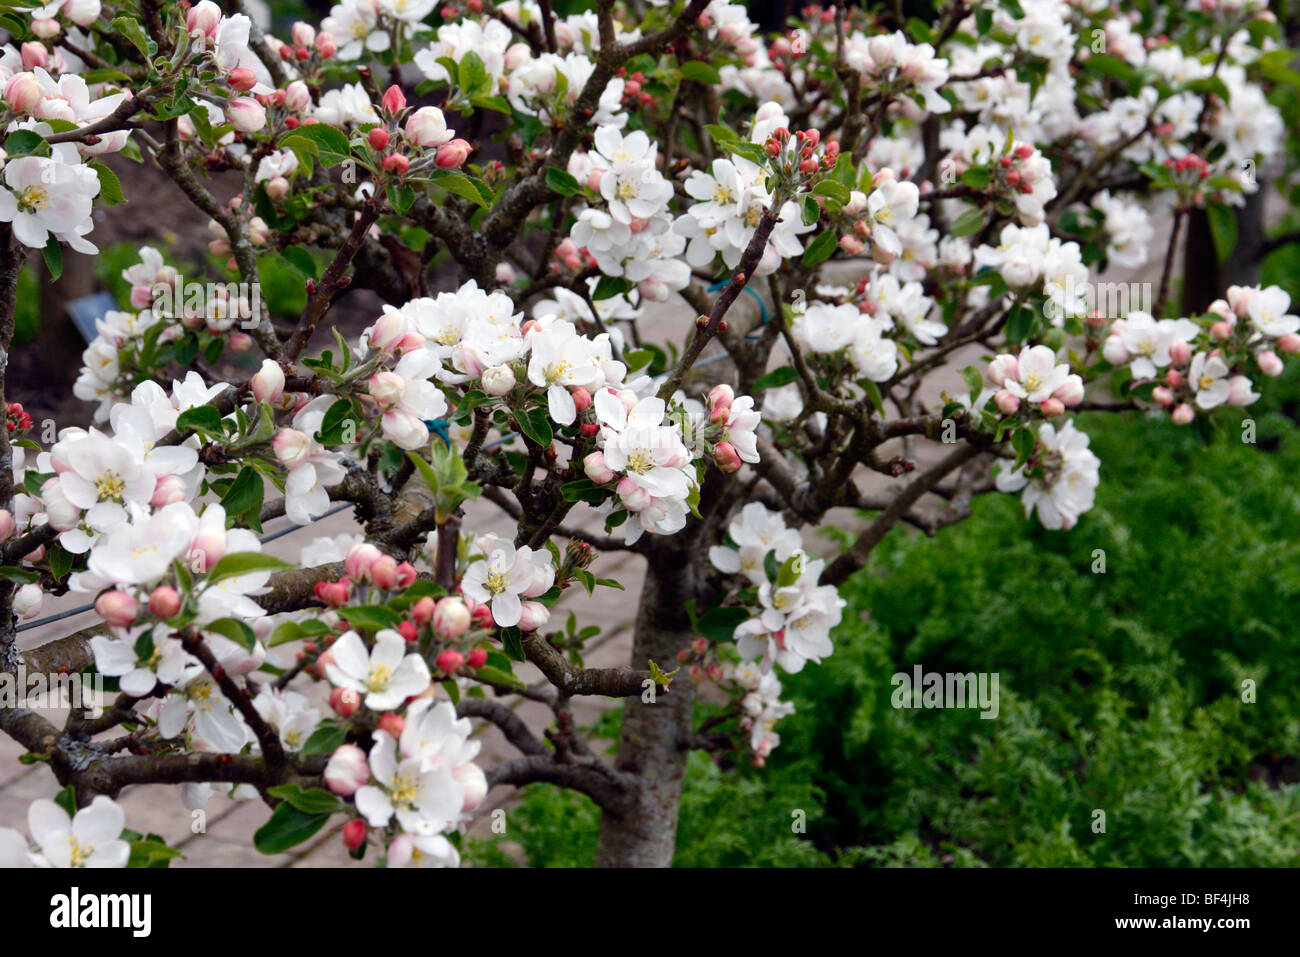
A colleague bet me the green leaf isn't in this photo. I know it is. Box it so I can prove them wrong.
[218,466,263,521]
[811,180,850,205]
[268,619,331,647]
[267,785,343,815]
[254,802,332,855]
[693,604,750,643]
[752,366,798,391]
[4,130,48,158]
[1205,202,1237,266]
[315,398,358,445]
[801,230,838,266]
[302,722,347,755]
[545,167,582,197]
[516,406,553,448]
[203,617,257,652]
[0,566,40,584]
[206,552,293,584]
[41,237,62,282]
[1012,427,1036,470]
[500,626,525,661]
[679,60,721,85]
[457,50,490,95]
[129,839,182,869]
[91,162,126,206]
[591,275,635,300]
[433,170,494,207]
[340,604,402,632]
[472,665,525,689]
[960,365,984,399]
[860,378,885,415]
[647,658,679,688]
[175,405,224,437]
[110,15,153,59]
[47,544,73,582]
[282,123,351,167]
[950,207,986,238]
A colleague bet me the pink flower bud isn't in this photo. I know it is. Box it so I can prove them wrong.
[265,176,290,200]
[1171,403,1194,425]
[839,234,866,255]
[454,763,488,812]
[1169,339,1192,366]
[315,579,352,607]
[436,649,465,674]
[345,543,383,581]
[1277,333,1300,356]
[504,42,531,71]
[228,68,258,92]
[370,555,399,590]
[381,85,407,115]
[381,153,410,175]
[368,127,390,151]
[433,597,471,640]
[227,97,267,134]
[1101,335,1128,366]
[187,0,222,38]
[712,441,743,473]
[1258,350,1284,377]
[316,32,337,58]
[617,476,650,510]
[1152,386,1175,407]
[377,713,404,737]
[1210,321,1233,341]
[395,562,417,587]
[1165,368,1183,389]
[994,390,1021,415]
[584,451,614,484]
[468,600,494,630]
[0,509,14,543]
[19,43,48,70]
[329,687,362,717]
[324,744,369,796]
[341,820,366,850]
[251,358,285,403]
[28,19,58,40]
[986,354,1019,387]
[189,525,227,574]
[5,73,41,112]
[435,138,471,169]
[466,648,487,669]
[571,386,592,413]
[95,589,139,628]
[518,601,550,632]
[148,586,181,619]
[367,371,405,410]
[292,21,316,48]
[411,597,436,626]
[1038,398,1065,417]
[367,311,408,355]
[284,80,311,113]
[273,428,312,468]
[707,383,734,412]
[403,106,452,148]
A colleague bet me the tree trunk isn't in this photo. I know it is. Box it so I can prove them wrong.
[594,548,699,867]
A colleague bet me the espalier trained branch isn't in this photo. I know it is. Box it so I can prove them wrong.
[0,0,1294,868]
